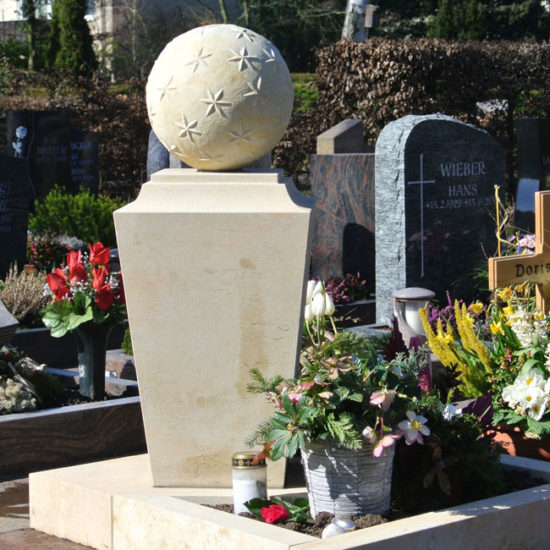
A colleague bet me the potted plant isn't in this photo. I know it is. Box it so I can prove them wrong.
[41,242,126,400]
[419,283,550,459]
[248,281,441,518]
[324,272,374,327]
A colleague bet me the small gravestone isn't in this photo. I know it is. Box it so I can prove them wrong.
[311,119,375,284]
[69,128,99,194]
[0,153,33,277]
[375,114,504,324]
[515,118,550,231]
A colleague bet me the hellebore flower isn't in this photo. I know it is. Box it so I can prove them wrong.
[369,389,396,412]
[373,434,400,458]
[398,410,430,445]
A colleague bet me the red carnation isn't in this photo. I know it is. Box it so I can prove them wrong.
[89,242,110,266]
[260,504,289,524]
[95,285,114,311]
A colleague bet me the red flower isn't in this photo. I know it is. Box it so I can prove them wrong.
[95,285,114,311]
[70,263,88,284]
[89,242,110,266]
[260,504,289,524]
[66,250,82,270]
[46,269,70,301]
[92,266,111,291]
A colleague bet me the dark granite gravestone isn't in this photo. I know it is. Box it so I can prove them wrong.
[375,114,504,324]
[515,118,550,232]
[0,153,33,277]
[310,154,375,284]
[69,128,99,194]
[0,299,18,347]
[7,110,72,201]
[310,119,375,286]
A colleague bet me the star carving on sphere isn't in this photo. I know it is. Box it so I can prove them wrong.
[243,76,269,105]
[198,148,226,164]
[227,123,254,144]
[200,88,232,118]
[232,27,256,43]
[185,47,212,74]
[227,46,260,71]
[176,114,202,143]
[156,74,177,102]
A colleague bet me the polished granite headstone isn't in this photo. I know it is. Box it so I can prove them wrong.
[310,153,375,283]
[0,153,33,277]
[515,118,550,231]
[69,128,99,194]
[375,114,504,323]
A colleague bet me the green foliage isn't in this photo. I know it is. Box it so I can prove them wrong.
[392,404,505,513]
[292,74,318,113]
[121,327,133,356]
[49,0,97,76]
[28,185,126,247]
[0,39,29,69]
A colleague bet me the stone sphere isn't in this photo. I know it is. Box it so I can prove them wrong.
[146,24,294,171]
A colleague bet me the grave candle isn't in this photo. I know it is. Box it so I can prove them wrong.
[231,452,267,515]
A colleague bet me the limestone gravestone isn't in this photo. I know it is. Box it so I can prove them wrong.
[515,118,550,231]
[0,153,33,277]
[115,24,309,488]
[375,114,504,324]
[311,119,375,284]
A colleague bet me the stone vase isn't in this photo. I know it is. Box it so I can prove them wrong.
[75,324,112,400]
[300,440,395,518]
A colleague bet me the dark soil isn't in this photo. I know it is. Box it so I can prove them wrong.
[207,467,547,538]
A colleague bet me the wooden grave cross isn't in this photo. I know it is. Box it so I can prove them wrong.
[489,191,550,313]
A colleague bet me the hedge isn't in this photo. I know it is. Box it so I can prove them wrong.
[273,38,550,198]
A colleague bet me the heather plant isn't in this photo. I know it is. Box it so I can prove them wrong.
[324,272,369,305]
[0,266,50,328]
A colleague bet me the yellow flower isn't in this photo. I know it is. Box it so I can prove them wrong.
[497,287,513,302]
[535,312,545,321]
[502,305,514,317]
[490,322,504,335]
[469,302,484,314]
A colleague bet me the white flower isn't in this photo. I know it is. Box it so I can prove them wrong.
[306,280,316,304]
[311,291,326,317]
[442,403,460,420]
[324,292,335,316]
[304,303,313,323]
[398,410,430,445]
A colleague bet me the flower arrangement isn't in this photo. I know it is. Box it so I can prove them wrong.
[41,242,126,338]
[26,233,72,271]
[248,280,431,460]
[420,283,550,438]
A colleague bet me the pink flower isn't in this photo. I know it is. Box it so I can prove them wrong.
[369,389,396,412]
[373,434,400,457]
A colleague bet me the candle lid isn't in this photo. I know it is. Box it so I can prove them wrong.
[232,452,266,468]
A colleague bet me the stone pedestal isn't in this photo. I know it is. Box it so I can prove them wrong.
[114,169,313,487]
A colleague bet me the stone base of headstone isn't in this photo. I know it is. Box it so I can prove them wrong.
[114,168,313,488]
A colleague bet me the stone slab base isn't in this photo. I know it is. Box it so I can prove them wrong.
[29,453,550,550]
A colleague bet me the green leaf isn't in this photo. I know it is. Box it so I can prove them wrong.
[347,393,364,402]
